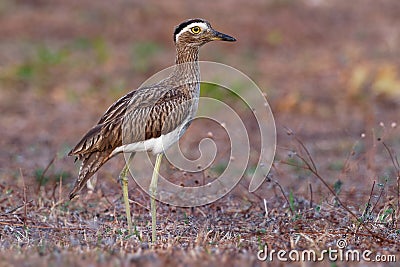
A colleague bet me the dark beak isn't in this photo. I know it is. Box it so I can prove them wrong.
[211,29,236,42]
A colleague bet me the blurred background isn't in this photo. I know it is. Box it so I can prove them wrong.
[1,0,399,203]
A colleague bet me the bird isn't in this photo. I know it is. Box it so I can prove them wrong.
[68,18,236,242]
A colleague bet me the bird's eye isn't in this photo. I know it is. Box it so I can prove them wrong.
[191,26,201,34]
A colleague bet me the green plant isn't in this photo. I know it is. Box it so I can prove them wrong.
[131,41,163,73]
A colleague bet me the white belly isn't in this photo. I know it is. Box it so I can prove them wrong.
[112,88,199,157]
[111,121,188,156]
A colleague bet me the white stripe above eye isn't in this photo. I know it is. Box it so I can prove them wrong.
[175,22,209,42]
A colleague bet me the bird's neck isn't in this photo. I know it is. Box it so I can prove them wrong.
[172,45,201,88]
[175,45,200,64]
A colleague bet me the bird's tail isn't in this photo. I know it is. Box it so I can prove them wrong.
[69,151,112,199]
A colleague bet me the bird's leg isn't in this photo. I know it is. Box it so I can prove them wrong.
[119,153,134,235]
[149,153,163,243]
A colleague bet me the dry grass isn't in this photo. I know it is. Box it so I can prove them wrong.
[1,131,399,266]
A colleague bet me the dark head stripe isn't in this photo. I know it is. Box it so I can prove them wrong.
[174,18,209,42]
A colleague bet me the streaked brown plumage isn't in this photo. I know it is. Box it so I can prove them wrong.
[69,18,236,199]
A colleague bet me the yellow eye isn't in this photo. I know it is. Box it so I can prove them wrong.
[191,26,201,34]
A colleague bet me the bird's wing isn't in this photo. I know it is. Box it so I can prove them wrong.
[68,85,194,199]
[69,85,192,158]
[68,91,133,158]
[122,85,193,143]
[69,150,113,199]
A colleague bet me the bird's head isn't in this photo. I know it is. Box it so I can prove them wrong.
[174,18,236,47]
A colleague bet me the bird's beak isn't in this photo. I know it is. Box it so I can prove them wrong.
[211,29,236,42]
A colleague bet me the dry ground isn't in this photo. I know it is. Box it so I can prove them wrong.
[1,0,400,266]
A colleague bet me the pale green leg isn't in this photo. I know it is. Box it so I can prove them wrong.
[149,153,163,243]
[119,154,134,235]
